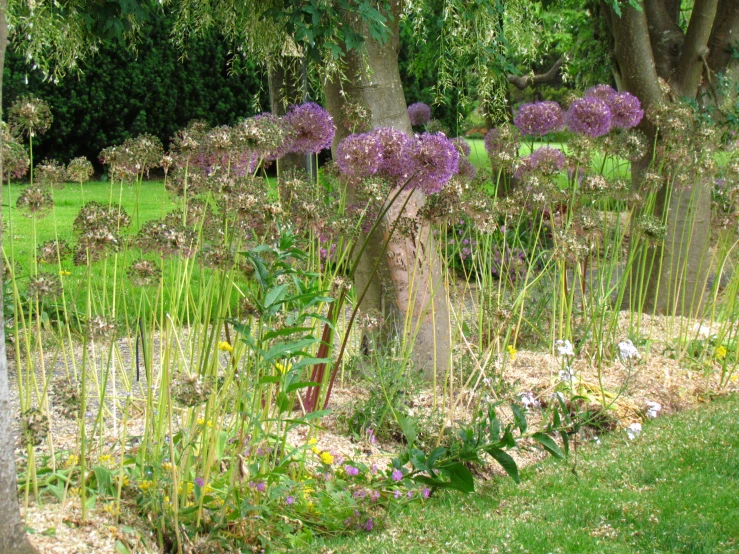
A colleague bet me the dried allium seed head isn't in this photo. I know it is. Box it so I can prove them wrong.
[635,214,667,243]
[198,244,234,270]
[66,157,94,184]
[1,125,30,179]
[27,272,62,299]
[16,185,54,218]
[137,220,197,258]
[35,158,67,188]
[37,239,72,264]
[127,259,161,286]
[171,374,212,407]
[53,376,80,419]
[9,95,53,137]
[88,315,118,342]
[21,408,49,446]
[485,124,521,170]
[341,98,372,133]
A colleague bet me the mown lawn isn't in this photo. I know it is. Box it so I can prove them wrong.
[308,395,739,553]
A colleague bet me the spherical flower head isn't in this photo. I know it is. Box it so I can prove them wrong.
[66,157,94,184]
[285,102,336,154]
[407,102,431,126]
[256,481,266,493]
[218,341,233,353]
[363,518,374,532]
[237,112,287,157]
[421,487,431,499]
[320,451,334,465]
[391,468,403,481]
[345,465,359,477]
[9,95,53,137]
[608,92,644,129]
[372,127,415,182]
[567,97,612,137]
[195,477,205,487]
[528,147,566,175]
[450,137,472,157]
[409,132,459,195]
[585,84,618,104]
[457,157,477,183]
[485,124,521,167]
[514,101,565,137]
[335,132,383,178]
[617,339,640,361]
[286,495,295,505]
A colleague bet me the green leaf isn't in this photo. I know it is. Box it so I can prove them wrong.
[532,432,565,459]
[263,338,318,362]
[285,381,320,393]
[485,447,520,483]
[397,416,417,447]
[441,462,475,493]
[511,404,527,434]
[115,540,132,554]
[264,284,289,308]
[258,375,281,385]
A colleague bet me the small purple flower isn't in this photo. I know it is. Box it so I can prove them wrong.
[394,490,402,499]
[370,463,378,475]
[363,518,374,532]
[195,477,205,487]
[256,481,266,493]
[345,465,360,477]
[422,487,431,499]
[335,132,383,178]
[567,97,612,138]
[286,495,295,505]
[408,132,459,194]
[608,92,644,129]
[407,490,413,499]
[353,488,368,499]
[514,101,565,137]
[408,102,432,126]
[366,428,376,445]
[285,102,336,154]
[391,468,403,482]
[369,489,380,502]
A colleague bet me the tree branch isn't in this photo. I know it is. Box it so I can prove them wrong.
[507,57,564,90]
[603,1,663,109]
[672,0,719,96]
[706,0,739,76]
[644,0,684,79]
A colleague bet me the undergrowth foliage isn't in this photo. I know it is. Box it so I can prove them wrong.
[2,87,739,551]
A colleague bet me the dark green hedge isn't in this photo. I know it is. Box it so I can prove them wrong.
[3,12,268,169]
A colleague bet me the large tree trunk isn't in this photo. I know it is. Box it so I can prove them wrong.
[323,1,451,377]
[267,55,307,174]
[0,2,38,552]
[605,0,727,316]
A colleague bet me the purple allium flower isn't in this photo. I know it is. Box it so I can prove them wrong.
[285,102,336,154]
[514,101,565,137]
[408,102,432,126]
[450,137,472,157]
[585,84,618,104]
[408,132,459,194]
[567,97,612,138]
[345,465,359,477]
[457,157,477,183]
[391,468,403,482]
[363,518,374,531]
[372,127,416,182]
[422,487,431,499]
[335,132,383,178]
[608,92,644,129]
[529,146,566,175]
[256,481,266,493]
[195,477,205,487]
[286,495,295,505]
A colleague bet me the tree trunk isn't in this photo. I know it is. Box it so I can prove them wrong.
[267,56,307,174]
[0,2,38,552]
[323,2,451,377]
[606,0,720,316]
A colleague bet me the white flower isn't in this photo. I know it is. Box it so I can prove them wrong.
[555,339,574,357]
[617,339,640,361]
[626,422,642,440]
[518,391,540,410]
[645,401,661,419]
[559,367,576,383]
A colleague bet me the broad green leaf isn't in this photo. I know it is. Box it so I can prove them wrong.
[485,447,520,483]
[532,432,565,459]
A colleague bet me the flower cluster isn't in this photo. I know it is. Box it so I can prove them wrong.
[566,97,612,138]
[484,124,521,169]
[35,159,66,188]
[66,157,94,184]
[514,101,565,137]
[409,132,460,194]
[9,95,53,137]
[407,102,432,126]
[284,102,336,154]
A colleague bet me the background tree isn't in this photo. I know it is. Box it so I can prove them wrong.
[601,0,739,315]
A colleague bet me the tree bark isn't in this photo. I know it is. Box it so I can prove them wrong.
[267,56,306,174]
[323,1,451,377]
[0,2,38,551]
[507,57,564,90]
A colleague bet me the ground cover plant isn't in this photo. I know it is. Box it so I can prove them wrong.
[308,394,739,554]
[2,86,739,553]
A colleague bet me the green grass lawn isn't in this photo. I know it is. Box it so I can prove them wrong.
[307,395,739,553]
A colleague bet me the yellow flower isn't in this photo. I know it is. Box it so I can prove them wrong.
[59,270,71,276]
[162,462,173,472]
[98,454,114,466]
[307,438,317,446]
[65,454,79,468]
[275,362,292,375]
[103,503,120,516]
[139,479,156,492]
[507,344,517,361]
[196,418,213,428]
[311,446,320,455]
[716,346,728,360]
[319,451,334,465]
[218,341,234,353]
[177,482,195,496]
